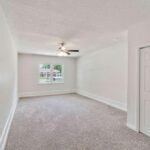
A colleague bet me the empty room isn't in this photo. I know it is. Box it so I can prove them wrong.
[0,0,150,150]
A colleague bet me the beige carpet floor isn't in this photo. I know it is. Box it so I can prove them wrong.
[5,94,150,150]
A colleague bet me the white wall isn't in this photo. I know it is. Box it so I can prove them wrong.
[127,19,150,131]
[18,54,77,97]
[0,5,17,149]
[77,39,128,111]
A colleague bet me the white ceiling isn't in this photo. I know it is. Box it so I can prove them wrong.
[1,0,150,57]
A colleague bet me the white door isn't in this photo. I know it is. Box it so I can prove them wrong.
[140,47,150,137]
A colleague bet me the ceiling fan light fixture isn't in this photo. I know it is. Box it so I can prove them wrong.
[61,46,66,50]
[58,51,68,56]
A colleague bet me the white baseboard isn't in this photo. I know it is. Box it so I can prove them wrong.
[127,123,139,132]
[77,90,127,112]
[0,99,17,150]
[19,89,76,98]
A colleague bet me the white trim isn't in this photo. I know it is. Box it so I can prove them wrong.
[126,47,142,133]
[0,99,17,150]
[136,48,141,133]
[77,90,127,112]
[127,123,139,132]
[19,89,76,98]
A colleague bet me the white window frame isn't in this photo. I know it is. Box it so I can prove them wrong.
[38,64,64,84]
[52,64,64,84]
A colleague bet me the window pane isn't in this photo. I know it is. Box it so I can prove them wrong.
[39,64,51,84]
[52,64,64,83]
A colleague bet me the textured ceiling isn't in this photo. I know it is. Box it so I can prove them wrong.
[1,0,150,56]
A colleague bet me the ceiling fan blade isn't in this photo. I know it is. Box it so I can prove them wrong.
[61,50,71,55]
[67,50,79,52]
[66,51,71,55]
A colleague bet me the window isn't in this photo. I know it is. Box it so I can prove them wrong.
[39,64,64,84]
[39,64,51,84]
[52,64,64,83]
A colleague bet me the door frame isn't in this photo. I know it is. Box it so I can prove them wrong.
[137,45,150,133]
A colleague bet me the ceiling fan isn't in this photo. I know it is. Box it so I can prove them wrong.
[58,42,79,56]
